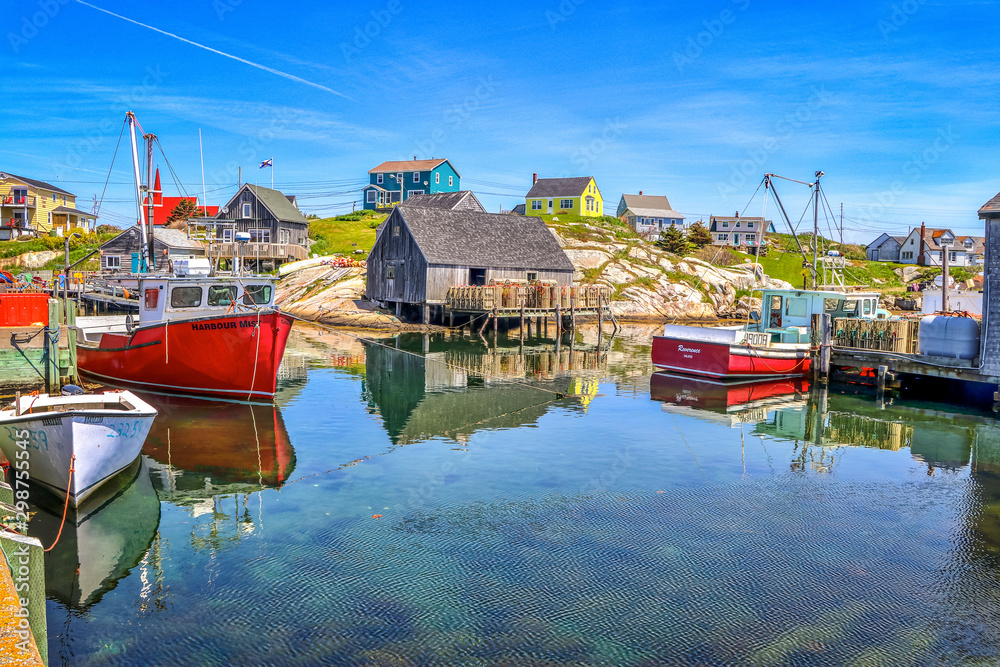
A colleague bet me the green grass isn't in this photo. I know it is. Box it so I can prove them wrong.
[307,211,385,256]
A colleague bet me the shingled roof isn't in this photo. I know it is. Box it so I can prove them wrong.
[0,171,74,196]
[396,207,574,271]
[526,177,593,199]
[979,191,1000,218]
[245,184,308,224]
[369,159,459,176]
[400,191,485,212]
[621,194,674,211]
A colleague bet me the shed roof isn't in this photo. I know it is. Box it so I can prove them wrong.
[0,171,74,196]
[244,184,308,224]
[400,191,484,212]
[101,226,206,251]
[526,177,593,199]
[626,206,684,219]
[51,205,97,217]
[396,207,574,271]
[979,191,1000,217]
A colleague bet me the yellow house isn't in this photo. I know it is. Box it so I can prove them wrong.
[525,175,604,217]
[0,171,97,240]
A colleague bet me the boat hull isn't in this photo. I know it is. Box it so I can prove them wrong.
[77,311,293,401]
[651,334,811,379]
[0,401,155,507]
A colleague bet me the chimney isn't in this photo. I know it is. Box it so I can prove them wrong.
[639,190,642,195]
[532,173,537,184]
[919,221,926,266]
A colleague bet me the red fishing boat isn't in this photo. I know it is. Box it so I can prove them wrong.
[76,273,292,401]
[651,288,885,379]
[74,111,293,401]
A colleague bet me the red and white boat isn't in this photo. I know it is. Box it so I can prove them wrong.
[74,111,293,401]
[76,273,292,401]
[652,288,885,380]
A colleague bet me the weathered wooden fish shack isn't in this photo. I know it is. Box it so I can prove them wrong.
[366,204,584,325]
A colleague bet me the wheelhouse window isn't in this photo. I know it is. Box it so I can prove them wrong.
[170,286,203,308]
[208,285,237,307]
[144,288,159,310]
[242,284,272,305]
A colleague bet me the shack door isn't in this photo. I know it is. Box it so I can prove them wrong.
[469,268,486,286]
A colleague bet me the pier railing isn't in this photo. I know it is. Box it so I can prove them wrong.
[446,283,610,312]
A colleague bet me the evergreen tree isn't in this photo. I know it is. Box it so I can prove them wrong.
[166,198,198,227]
[658,226,690,254]
[687,221,712,248]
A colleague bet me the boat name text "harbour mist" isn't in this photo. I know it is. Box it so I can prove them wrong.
[677,345,701,354]
[191,320,258,331]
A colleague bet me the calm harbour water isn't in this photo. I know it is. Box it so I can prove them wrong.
[29,323,1000,665]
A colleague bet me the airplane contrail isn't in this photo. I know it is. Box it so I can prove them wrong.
[75,0,353,101]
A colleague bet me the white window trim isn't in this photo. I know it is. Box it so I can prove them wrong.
[103,255,121,269]
[242,202,252,218]
[559,198,574,209]
[367,190,376,203]
[448,175,453,186]
[435,173,440,184]
[377,174,384,184]
[413,172,420,183]
[249,228,271,243]
[531,200,543,210]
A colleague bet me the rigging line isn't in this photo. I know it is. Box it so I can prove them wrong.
[765,173,812,187]
[738,178,766,219]
[95,120,127,218]
[154,138,189,198]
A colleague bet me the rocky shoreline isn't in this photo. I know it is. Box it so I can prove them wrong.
[276,233,789,330]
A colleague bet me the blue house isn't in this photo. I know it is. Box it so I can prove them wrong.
[363,158,461,211]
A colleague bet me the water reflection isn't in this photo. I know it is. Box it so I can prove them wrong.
[138,394,296,499]
[362,333,607,445]
[29,456,160,610]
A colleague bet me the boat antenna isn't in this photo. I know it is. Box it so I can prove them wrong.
[126,111,151,272]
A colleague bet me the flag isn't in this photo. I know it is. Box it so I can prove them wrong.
[259,158,273,169]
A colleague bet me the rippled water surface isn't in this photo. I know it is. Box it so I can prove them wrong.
[32,324,1000,665]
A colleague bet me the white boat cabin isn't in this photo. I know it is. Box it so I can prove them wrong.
[748,289,885,344]
[137,275,278,324]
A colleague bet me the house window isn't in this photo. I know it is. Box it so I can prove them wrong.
[170,286,203,308]
[367,190,376,203]
[435,173,440,184]
[735,221,740,228]
[559,199,573,209]
[377,174,384,184]
[902,251,913,259]
[413,172,420,183]
[407,190,424,198]
[103,255,121,270]
[531,200,543,210]
[249,228,270,243]
[722,221,729,228]
[386,265,395,279]
[52,193,56,202]
[222,228,234,242]
[242,202,252,218]
[279,229,290,244]
[717,234,729,241]
[950,251,957,262]
[448,175,453,186]
[527,272,538,281]
[393,223,400,236]
[746,234,756,244]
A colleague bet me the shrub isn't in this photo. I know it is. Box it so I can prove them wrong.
[694,246,739,266]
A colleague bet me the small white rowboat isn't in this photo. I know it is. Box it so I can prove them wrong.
[0,391,157,507]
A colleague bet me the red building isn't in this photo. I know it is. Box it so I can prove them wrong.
[144,169,218,226]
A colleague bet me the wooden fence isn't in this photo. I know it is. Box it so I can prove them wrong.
[446,283,610,312]
[833,318,919,354]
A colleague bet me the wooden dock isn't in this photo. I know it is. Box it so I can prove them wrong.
[445,283,616,335]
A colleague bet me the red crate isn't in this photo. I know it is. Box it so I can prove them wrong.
[0,293,50,326]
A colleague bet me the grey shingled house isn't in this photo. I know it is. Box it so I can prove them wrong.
[366,206,574,323]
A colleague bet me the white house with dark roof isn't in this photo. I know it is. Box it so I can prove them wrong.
[898,223,985,267]
[709,215,775,250]
[616,193,684,236]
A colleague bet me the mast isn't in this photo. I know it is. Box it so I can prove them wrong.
[812,171,824,289]
[145,131,156,270]
[126,111,150,272]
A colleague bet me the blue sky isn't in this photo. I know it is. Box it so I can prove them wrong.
[2,0,998,242]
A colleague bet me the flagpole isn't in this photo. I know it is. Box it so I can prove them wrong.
[271,157,273,189]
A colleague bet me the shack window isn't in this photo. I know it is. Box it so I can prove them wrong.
[103,255,121,270]
[242,284,272,305]
[527,272,538,281]
[208,285,237,307]
[386,265,395,280]
[785,298,807,317]
[170,287,202,308]
[144,289,159,310]
[393,224,400,237]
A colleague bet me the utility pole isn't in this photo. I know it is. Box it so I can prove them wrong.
[839,202,844,246]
